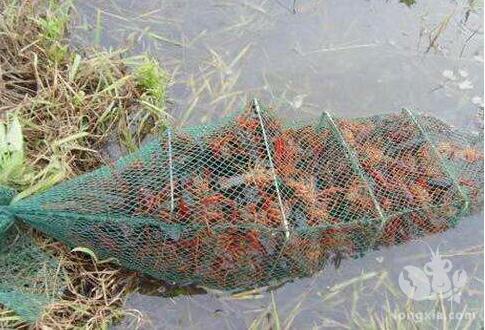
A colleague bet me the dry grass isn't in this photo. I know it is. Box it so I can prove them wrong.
[0,0,168,187]
[0,227,140,329]
[0,0,169,328]
[34,236,138,329]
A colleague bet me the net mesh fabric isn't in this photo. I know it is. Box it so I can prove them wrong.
[0,226,63,322]
[2,100,483,301]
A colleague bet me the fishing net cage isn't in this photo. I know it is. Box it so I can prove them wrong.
[0,222,64,322]
[0,99,483,316]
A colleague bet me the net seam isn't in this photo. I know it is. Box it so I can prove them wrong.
[252,98,290,239]
[322,111,387,226]
[167,128,175,213]
[15,203,442,233]
[403,108,470,212]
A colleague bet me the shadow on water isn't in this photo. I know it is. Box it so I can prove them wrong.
[70,0,483,328]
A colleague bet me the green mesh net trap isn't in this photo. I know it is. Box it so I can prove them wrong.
[0,226,64,322]
[0,99,483,320]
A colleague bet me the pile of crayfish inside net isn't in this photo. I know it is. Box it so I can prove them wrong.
[31,100,483,289]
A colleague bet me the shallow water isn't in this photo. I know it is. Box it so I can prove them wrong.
[119,217,484,329]
[71,0,484,328]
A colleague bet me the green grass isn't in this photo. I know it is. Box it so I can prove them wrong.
[135,57,168,108]
[35,0,71,62]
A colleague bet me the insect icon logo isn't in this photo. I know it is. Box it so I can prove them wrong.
[398,246,467,303]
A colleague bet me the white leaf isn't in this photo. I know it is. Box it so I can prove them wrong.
[442,70,456,80]
[471,96,483,106]
[458,80,474,90]
[5,115,23,152]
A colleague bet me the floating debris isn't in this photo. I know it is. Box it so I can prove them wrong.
[458,80,474,90]
[442,70,457,80]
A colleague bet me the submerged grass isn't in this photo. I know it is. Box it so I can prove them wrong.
[243,264,483,330]
[0,0,169,328]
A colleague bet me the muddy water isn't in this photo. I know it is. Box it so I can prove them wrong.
[71,0,483,328]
